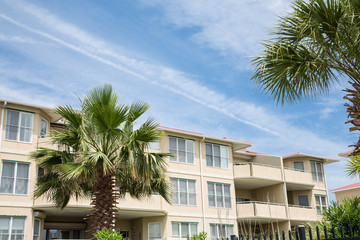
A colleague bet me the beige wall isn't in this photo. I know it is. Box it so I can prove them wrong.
[334,188,360,203]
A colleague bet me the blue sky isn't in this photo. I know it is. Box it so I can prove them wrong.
[0,0,355,199]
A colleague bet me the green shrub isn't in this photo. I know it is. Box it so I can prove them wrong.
[94,229,126,240]
[319,197,360,237]
[188,231,208,240]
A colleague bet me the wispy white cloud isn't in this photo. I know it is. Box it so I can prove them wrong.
[0,0,346,157]
[141,0,291,62]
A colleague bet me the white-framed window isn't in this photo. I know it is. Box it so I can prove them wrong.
[171,178,196,205]
[0,161,30,194]
[33,219,41,240]
[148,138,160,150]
[148,222,161,240]
[0,216,26,240]
[208,182,231,208]
[310,161,323,182]
[315,195,327,215]
[5,109,34,143]
[169,136,195,164]
[40,119,48,138]
[171,222,198,238]
[206,143,228,168]
[210,224,233,240]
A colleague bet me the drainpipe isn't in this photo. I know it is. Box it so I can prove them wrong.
[199,136,206,232]
[0,101,7,153]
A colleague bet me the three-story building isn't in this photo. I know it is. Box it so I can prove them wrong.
[0,100,337,240]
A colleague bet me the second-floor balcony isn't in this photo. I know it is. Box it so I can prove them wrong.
[288,204,318,221]
[233,162,282,189]
[236,201,287,220]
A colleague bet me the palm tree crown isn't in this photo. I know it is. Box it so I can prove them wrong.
[31,84,171,235]
[252,0,360,155]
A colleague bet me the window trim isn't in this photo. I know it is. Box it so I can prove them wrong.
[169,136,195,164]
[310,160,324,182]
[315,194,327,215]
[293,161,305,172]
[148,222,161,240]
[0,216,26,240]
[33,218,41,240]
[205,142,229,169]
[170,178,196,206]
[40,119,48,138]
[209,223,234,240]
[5,109,34,144]
[207,182,232,209]
[297,194,309,207]
[171,221,198,238]
[0,160,30,195]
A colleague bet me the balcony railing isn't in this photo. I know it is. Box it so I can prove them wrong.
[233,162,281,169]
[236,201,287,220]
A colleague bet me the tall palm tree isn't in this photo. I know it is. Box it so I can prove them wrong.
[31,84,171,235]
[252,0,360,155]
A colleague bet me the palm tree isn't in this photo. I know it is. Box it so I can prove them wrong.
[31,84,171,235]
[252,0,360,154]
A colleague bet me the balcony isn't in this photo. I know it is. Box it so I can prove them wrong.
[288,205,317,221]
[233,163,283,189]
[284,168,314,190]
[236,201,287,220]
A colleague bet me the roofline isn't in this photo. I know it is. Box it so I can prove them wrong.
[338,150,353,157]
[331,184,360,193]
[158,126,252,150]
[283,152,339,164]
[0,99,54,111]
[0,99,62,122]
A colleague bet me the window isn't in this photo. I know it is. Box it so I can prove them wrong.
[171,222,198,238]
[298,195,309,207]
[315,195,327,215]
[171,178,196,205]
[0,216,26,240]
[148,222,161,240]
[0,161,30,194]
[210,224,233,240]
[40,119,48,138]
[208,182,231,208]
[148,138,160,150]
[33,219,41,240]
[169,137,194,164]
[206,143,228,168]
[5,109,34,143]
[293,161,304,172]
[310,161,323,182]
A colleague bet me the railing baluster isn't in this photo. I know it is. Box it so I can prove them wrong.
[316,226,320,240]
[340,225,344,238]
[270,232,273,240]
[309,227,313,240]
[348,223,353,237]
[264,233,267,240]
[253,234,255,240]
[276,232,279,240]
[258,234,261,240]
[332,225,336,239]
[247,234,250,240]
[324,226,328,240]
[295,229,299,240]
[288,230,292,240]
[282,231,285,240]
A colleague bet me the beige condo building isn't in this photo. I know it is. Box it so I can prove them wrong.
[0,100,337,240]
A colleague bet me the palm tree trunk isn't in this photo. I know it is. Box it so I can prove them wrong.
[344,82,360,155]
[90,171,118,236]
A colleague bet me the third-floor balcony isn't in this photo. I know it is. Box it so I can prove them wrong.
[233,162,282,189]
[284,167,314,190]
